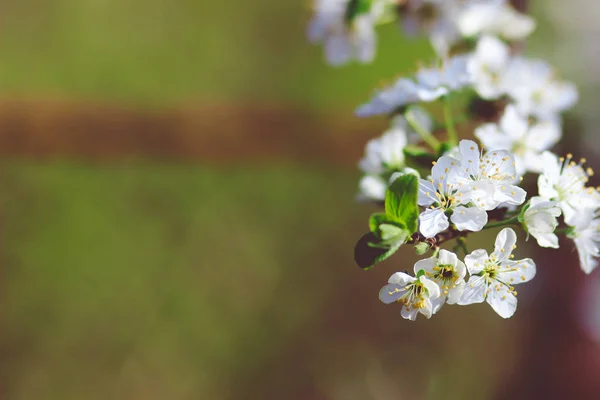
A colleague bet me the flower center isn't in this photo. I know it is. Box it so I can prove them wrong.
[396,281,427,310]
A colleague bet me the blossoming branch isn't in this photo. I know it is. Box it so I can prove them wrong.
[307,0,599,320]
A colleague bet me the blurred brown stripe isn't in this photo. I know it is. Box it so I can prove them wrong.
[0,100,382,164]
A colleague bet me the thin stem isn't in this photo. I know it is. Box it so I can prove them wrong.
[482,216,520,230]
[456,236,469,255]
[405,109,441,151]
[443,95,458,146]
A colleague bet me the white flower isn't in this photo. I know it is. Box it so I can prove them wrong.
[308,0,384,66]
[414,249,466,313]
[459,228,536,318]
[467,35,510,100]
[475,105,561,176]
[457,1,535,40]
[567,209,600,274]
[356,55,471,117]
[523,196,561,249]
[418,155,488,238]
[358,175,387,201]
[449,140,527,211]
[400,0,463,56]
[379,271,440,320]
[357,115,425,201]
[359,119,409,175]
[503,57,578,120]
[537,152,600,223]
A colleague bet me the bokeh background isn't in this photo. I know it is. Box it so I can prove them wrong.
[0,1,599,399]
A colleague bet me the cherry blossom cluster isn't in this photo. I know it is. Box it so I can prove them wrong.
[308,0,600,320]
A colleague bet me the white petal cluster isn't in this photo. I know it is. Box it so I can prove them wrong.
[309,0,599,325]
[448,140,527,210]
[417,139,528,238]
[358,112,432,201]
[567,210,600,274]
[400,0,534,56]
[307,0,387,66]
[532,152,600,273]
[414,249,466,312]
[457,0,535,40]
[418,155,488,238]
[355,56,471,117]
[522,197,561,249]
[381,230,537,320]
[537,152,600,223]
[467,35,578,123]
[379,271,440,320]
[475,105,561,177]
[503,57,578,121]
[459,228,536,318]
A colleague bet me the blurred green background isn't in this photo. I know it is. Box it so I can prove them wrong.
[0,1,598,399]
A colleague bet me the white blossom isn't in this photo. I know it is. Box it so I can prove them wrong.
[468,35,510,100]
[356,55,471,117]
[537,152,600,223]
[459,228,536,318]
[357,115,431,201]
[457,0,535,40]
[503,57,578,120]
[358,175,387,201]
[449,140,527,211]
[308,0,385,66]
[475,105,561,176]
[414,249,466,313]
[418,155,488,238]
[523,197,561,249]
[400,0,463,56]
[359,119,409,175]
[379,271,440,320]
[567,209,600,274]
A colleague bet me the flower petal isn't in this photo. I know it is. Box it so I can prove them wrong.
[418,179,437,206]
[464,249,488,275]
[388,272,415,285]
[492,228,518,262]
[414,257,437,276]
[486,283,518,318]
[419,208,449,238]
[474,123,514,152]
[420,298,434,319]
[401,305,419,321]
[451,206,488,232]
[420,276,441,299]
[358,175,387,201]
[459,140,481,173]
[530,231,559,249]
[446,280,466,304]
[379,284,406,304]
[458,276,487,305]
[497,258,536,284]
[437,249,459,267]
[493,184,527,206]
[430,294,446,314]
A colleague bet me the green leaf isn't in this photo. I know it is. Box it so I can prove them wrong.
[385,172,419,234]
[379,223,405,242]
[354,232,405,270]
[369,213,391,234]
[369,213,407,239]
